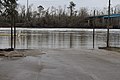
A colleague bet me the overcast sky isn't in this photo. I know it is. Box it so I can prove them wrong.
[18,0,120,10]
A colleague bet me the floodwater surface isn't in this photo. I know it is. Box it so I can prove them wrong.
[0,28,120,49]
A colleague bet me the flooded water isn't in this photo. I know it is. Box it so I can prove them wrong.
[0,28,120,49]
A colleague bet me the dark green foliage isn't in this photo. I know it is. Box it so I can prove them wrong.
[0,0,18,24]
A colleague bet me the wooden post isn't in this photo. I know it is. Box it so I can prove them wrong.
[93,10,95,49]
[11,3,16,50]
[11,5,14,50]
[107,0,111,47]
[11,19,13,50]
[70,33,72,48]
[14,13,16,49]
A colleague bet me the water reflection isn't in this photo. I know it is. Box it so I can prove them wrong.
[0,28,120,49]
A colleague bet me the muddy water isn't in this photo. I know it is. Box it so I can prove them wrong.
[0,28,120,49]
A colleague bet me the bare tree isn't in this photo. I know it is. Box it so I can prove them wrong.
[115,4,120,14]
[68,1,76,16]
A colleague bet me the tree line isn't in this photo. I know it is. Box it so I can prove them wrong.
[0,0,120,28]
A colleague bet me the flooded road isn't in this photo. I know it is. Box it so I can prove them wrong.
[0,49,120,80]
[0,28,120,49]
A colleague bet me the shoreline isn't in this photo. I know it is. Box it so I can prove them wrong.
[99,47,120,53]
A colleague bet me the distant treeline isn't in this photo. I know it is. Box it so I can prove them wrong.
[0,1,120,28]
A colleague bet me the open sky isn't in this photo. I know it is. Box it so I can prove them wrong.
[18,0,120,10]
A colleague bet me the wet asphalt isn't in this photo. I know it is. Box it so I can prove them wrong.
[0,49,120,80]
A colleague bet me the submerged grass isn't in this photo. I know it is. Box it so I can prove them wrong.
[0,49,46,57]
[0,34,16,36]
[99,47,120,53]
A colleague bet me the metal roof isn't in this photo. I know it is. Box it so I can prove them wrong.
[103,14,120,18]
[88,14,120,19]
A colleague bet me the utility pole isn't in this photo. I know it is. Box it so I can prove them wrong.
[107,0,111,47]
[27,0,29,21]
[27,0,28,9]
